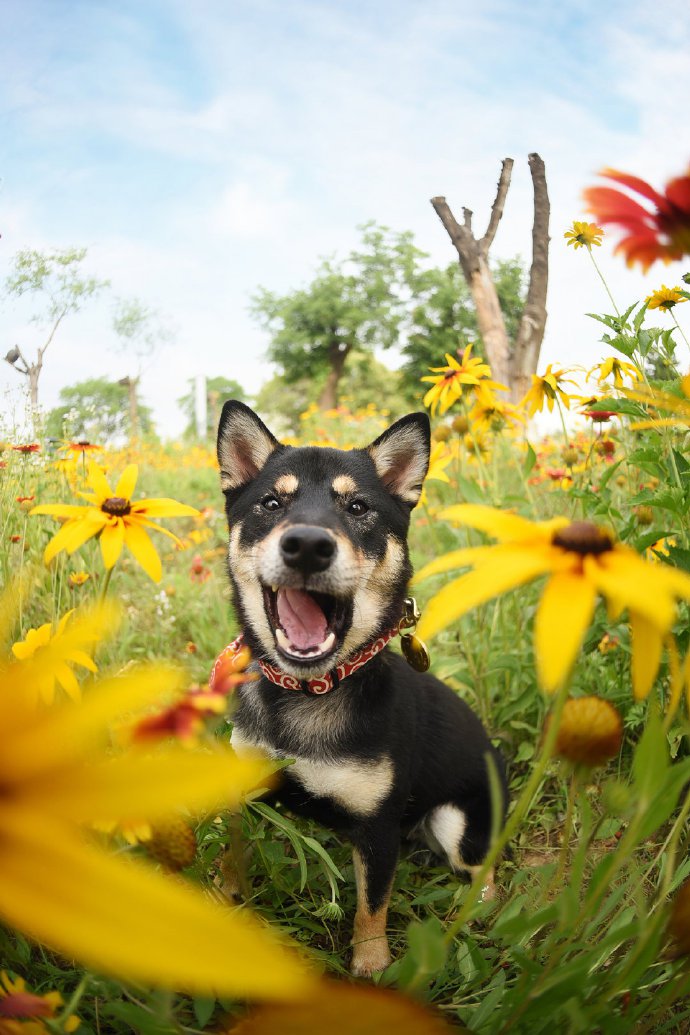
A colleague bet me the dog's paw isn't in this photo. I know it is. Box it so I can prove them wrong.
[350,937,391,979]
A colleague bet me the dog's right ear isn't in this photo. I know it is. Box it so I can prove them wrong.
[217,401,281,492]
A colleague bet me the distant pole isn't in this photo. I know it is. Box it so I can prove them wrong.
[194,374,207,439]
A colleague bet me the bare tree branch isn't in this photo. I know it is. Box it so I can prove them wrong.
[480,158,514,256]
[511,153,550,402]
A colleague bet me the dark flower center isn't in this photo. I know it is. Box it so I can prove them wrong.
[553,521,613,556]
[101,496,131,516]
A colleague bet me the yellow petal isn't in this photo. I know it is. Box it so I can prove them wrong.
[133,498,200,518]
[31,747,275,822]
[588,552,675,631]
[115,464,138,500]
[417,547,555,641]
[0,812,314,998]
[3,665,187,780]
[534,573,597,692]
[413,546,496,584]
[124,522,162,582]
[439,504,567,544]
[630,612,663,700]
[44,518,100,565]
[54,663,82,701]
[87,462,114,502]
[99,519,125,569]
[30,504,93,518]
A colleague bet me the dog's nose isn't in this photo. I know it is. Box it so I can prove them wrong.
[280,525,336,574]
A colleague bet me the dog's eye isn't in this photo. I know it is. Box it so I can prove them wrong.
[347,499,369,517]
[262,495,282,512]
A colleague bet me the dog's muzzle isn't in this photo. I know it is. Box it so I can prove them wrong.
[279,524,336,575]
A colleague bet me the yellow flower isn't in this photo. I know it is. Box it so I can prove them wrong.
[469,384,525,433]
[11,607,112,704]
[421,344,506,416]
[0,971,80,1034]
[415,505,690,697]
[564,221,604,249]
[425,441,453,484]
[551,696,623,767]
[588,357,642,389]
[68,571,90,587]
[623,375,690,431]
[646,285,687,311]
[31,462,199,582]
[521,365,579,417]
[0,622,312,996]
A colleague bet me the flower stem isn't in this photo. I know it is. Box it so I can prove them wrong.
[588,249,620,318]
[99,565,114,603]
[671,309,690,352]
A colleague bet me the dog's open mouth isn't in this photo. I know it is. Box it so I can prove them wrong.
[263,586,351,663]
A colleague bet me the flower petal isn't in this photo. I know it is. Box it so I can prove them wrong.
[534,573,597,692]
[99,519,125,569]
[133,498,200,518]
[0,812,314,998]
[87,462,114,503]
[115,464,138,500]
[630,612,663,700]
[417,547,555,641]
[124,522,162,582]
[414,546,496,583]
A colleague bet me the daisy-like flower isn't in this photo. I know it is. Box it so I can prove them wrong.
[11,607,113,704]
[414,505,690,697]
[11,444,40,455]
[584,165,690,271]
[588,357,642,389]
[564,221,604,250]
[469,384,524,434]
[61,440,102,458]
[0,971,80,1033]
[421,344,506,417]
[646,285,687,311]
[521,365,579,417]
[0,613,312,997]
[425,441,453,485]
[31,462,199,582]
[68,571,90,588]
[552,696,623,767]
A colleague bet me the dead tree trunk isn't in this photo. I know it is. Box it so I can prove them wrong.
[431,154,550,403]
[317,341,350,410]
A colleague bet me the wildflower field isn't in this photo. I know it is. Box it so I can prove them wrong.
[3,190,690,1034]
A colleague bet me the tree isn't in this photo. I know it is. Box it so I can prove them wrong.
[251,224,424,410]
[177,376,247,439]
[112,297,172,439]
[400,257,526,397]
[3,248,107,420]
[45,377,154,444]
[431,154,550,401]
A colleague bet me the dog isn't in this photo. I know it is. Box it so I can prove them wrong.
[215,400,507,977]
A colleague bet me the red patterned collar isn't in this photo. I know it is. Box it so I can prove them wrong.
[211,627,398,697]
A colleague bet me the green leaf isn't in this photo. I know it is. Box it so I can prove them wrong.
[523,442,537,476]
[193,996,216,1028]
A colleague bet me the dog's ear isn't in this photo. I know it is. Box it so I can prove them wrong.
[367,412,430,507]
[217,401,281,492]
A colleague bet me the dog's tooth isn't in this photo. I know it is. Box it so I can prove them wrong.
[275,628,291,651]
[271,585,278,593]
[318,631,336,653]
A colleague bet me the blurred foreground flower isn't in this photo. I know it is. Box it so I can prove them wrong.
[230,980,452,1035]
[623,375,690,431]
[584,165,690,270]
[564,221,604,250]
[552,696,623,767]
[421,344,505,416]
[11,606,113,705]
[588,357,641,389]
[0,971,80,1033]
[415,505,690,697]
[0,607,312,997]
[31,462,199,582]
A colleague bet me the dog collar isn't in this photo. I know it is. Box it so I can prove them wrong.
[210,627,398,697]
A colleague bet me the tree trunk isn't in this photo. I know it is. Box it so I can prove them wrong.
[430,154,549,402]
[317,342,350,410]
[28,365,40,412]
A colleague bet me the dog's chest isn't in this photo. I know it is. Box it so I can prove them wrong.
[231,724,394,819]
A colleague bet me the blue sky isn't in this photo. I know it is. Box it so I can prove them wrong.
[2,0,689,436]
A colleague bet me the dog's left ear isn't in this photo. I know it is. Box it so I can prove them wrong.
[217,400,281,492]
[367,412,430,507]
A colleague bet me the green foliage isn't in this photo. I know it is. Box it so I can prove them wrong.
[5,247,107,324]
[45,376,154,443]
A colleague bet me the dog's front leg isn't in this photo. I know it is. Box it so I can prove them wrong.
[350,825,399,978]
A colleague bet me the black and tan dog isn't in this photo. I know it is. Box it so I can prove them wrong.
[216,400,507,977]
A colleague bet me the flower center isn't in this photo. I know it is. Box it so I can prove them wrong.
[552,521,613,556]
[101,496,131,516]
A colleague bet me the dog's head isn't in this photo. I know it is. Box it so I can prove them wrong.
[217,401,430,679]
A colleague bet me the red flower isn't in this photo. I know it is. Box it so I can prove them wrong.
[583,410,615,422]
[12,443,40,454]
[584,165,690,271]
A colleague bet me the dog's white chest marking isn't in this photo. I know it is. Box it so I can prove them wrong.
[231,728,393,818]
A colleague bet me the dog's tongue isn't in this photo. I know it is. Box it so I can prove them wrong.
[276,588,328,649]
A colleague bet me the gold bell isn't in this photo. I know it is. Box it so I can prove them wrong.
[399,596,431,673]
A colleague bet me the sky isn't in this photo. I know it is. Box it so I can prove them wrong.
[1,0,689,438]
